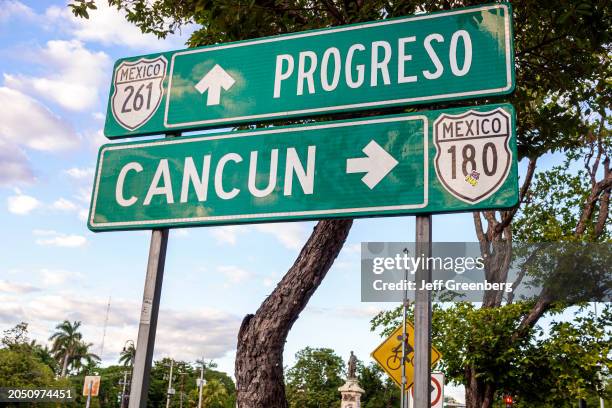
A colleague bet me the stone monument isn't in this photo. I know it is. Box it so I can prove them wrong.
[338,351,365,408]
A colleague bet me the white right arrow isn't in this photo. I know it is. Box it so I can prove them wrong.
[346,140,398,189]
[194,64,236,106]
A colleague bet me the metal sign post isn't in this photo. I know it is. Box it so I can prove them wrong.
[414,215,432,408]
[85,381,93,408]
[128,228,169,408]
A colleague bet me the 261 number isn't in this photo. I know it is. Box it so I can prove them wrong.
[447,143,498,179]
[121,83,153,113]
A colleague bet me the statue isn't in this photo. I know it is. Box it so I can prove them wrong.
[339,352,364,408]
[348,351,357,379]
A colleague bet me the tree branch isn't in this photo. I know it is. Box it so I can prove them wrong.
[318,0,345,25]
[496,157,537,233]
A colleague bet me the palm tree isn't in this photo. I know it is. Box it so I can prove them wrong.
[30,340,58,373]
[49,320,83,377]
[119,342,136,367]
[70,341,100,374]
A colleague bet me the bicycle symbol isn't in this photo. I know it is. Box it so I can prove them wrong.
[386,334,414,370]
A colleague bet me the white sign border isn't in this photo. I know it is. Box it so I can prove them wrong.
[90,115,429,229]
[162,3,512,129]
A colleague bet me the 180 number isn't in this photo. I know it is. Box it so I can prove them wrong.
[447,143,498,179]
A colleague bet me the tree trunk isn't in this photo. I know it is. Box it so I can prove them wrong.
[61,352,69,377]
[235,219,353,408]
[465,366,496,408]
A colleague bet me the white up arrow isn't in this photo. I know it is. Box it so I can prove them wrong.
[346,140,398,189]
[194,64,236,106]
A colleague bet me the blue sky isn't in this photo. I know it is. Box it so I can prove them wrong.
[0,1,567,402]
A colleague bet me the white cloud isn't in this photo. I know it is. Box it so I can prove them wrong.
[4,40,110,111]
[0,1,34,21]
[65,167,95,180]
[33,229,87,248]
[85,128,109,151]
[0,87,79,151]
[40,269,83,286]
[342,243,361,254]
[0,141,34,186]
[209,223,309,249]
[173,229,190,238]
[0,87,79,185]
[74,187,93,204]
[7,189,41,215]
[0,292,241,363]
[78,209,89,222]
[218,265,252,284]
[254,223,309,250]
[307,305,383,319]
[45,3,189,51]
[210,226,246,245]
[49,197,89,222]
[0,280,39,294]
[51,197,78,211]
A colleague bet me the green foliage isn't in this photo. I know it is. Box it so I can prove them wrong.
[118,342,136,367]
[515,152,611,242]
[0,323,72,404]
[0,322,236,408]
[285,347,345,408]
[196,378,230,408]
[0,348,57,388]
[371,303,612,406]
[357,362,400,408]
[48,320,100,377]
[145,358,235,408]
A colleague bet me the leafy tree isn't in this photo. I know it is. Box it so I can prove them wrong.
[119,342,136,367]
[193,379,231,408]
[200,361,237,407]
[49,320,83,377]
[70,340,101,374]
[285,347,344,408]
[30,340,58,373]
[371,302,612,407]
[0,322,72,398]
[358,362,400,408]
[68,0,611,406]
[1,322,30,349]
[144,358,236,408]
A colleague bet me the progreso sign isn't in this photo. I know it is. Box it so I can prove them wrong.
[89,104,518,231]
[104,3,514,138]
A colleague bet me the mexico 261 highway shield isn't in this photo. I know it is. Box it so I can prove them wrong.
[111,56,167,131]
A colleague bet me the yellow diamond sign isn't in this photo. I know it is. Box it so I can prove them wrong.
[371,323,442,390]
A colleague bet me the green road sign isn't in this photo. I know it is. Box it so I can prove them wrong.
[104,3,514,139]
[89,104,517,231]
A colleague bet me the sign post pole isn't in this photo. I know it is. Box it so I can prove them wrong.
[400,248,411,408]
[414,215,432,408]
[85,381,93,408]
[128,228,169,408]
